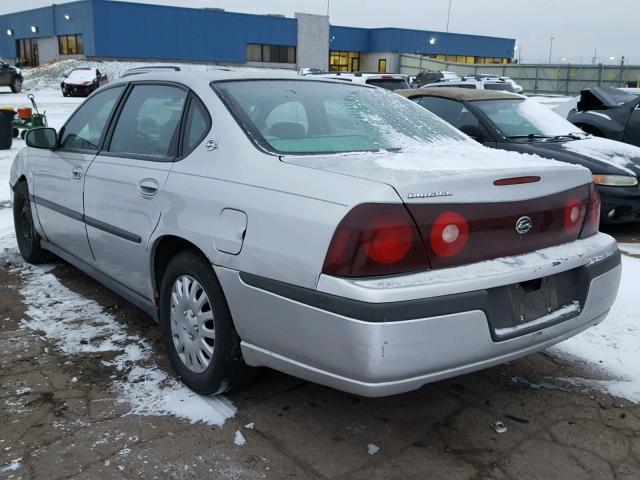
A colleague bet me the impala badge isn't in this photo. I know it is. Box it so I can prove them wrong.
[205,139,219,151]
[515,216,533,235]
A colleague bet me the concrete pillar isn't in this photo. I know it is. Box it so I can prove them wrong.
[295,13,329,71]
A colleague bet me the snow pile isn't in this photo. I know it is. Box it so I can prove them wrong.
[0,457,22,473]
[367,444,380,455]
[553,255,640,402]
[234,430,246,446]
[22,58,295,91]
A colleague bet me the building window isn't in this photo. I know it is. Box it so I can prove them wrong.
[329,51,360,72]
[246,44,295,64]
[58,34,84,55]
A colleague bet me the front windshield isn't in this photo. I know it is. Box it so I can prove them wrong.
[213,80,469,155]
[474,98,581,138]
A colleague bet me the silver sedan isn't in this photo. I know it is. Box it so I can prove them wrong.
[10,71,620,397]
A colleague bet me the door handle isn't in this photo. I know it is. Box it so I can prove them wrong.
[137,178,159,197]
[71,167,84,180]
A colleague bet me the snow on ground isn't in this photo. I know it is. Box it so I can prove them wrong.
[552,255,640,402]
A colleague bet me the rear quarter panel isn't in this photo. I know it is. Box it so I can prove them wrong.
[153,84,400,290]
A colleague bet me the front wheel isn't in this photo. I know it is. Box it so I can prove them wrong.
[10,77,22,93]
[13,182,52,264]
[159,250,258,395]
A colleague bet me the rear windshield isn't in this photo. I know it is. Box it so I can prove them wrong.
[364,78,411,91]
[483,82,516,92]
[213,79,469,155]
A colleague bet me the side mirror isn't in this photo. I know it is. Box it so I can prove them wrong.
[459,124,486,141]
[26,128,57,150]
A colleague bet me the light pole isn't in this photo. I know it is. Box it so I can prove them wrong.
[446,0,453,32]
[514,44,521,63]
[548,36,554,64]
[326,0,330,17]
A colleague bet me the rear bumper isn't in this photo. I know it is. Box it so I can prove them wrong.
[216,233,621,397]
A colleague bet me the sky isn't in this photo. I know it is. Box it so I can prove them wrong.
[1,0,636,65]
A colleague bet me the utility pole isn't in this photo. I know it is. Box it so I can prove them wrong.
[446,0,452,32]
[548,36,554,64]
[326,0,330,17]
[592,48,597,65]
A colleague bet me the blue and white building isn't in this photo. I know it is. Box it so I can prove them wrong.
[0,0,515,72]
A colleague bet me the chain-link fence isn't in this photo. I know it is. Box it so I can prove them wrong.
[400,55,640,95]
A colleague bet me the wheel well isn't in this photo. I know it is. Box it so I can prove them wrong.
[13,175,27,190]
[576,123,604,137]
[152,235,208,302]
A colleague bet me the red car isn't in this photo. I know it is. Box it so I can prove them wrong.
[61,67,109,97]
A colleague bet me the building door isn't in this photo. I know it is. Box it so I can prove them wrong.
[350,57,360,72]
[31,41,39,66]
[378,59,387,73]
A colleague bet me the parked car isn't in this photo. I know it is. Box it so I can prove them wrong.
[411,70,461,88]
[476,74,524,93]
[400,87,640,223]
[12,71,620,397]
[310,72,411,91]
[567,87,640,147]
[423,76,519,93]
[61,67,109,97]
[0,60,23,93]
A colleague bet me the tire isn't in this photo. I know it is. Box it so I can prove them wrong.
[62,87,69,97]
[12,128,19,138]
[10,76,22,93]
[13,182,52,264]
[20,130,26,140]
[159,249,258,395]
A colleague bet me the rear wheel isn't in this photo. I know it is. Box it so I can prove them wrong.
[13,182,52,264]
[159,250,258,395]
[10,77,22,93]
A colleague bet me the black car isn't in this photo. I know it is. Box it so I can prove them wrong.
[0,60,23,93]
[567,87,640,147]
[61,67,109,97]
[399,87,640,223]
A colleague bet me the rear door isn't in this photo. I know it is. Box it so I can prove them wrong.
[31,85,125,264]
[83,82,189,298]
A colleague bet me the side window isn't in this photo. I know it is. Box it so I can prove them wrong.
[59,86,124,151]
[183,97,211,154]
[264,101,309,138]
[418,97,482,130]
[108,84,188,158]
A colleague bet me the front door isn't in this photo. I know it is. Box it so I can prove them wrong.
[378,59,387,73]
[31,85,125,264]
[623,103,640,147]
[84,83,188,298]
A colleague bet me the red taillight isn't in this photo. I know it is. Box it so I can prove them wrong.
[494,176,541,186]
[365,216,414,264]
[322,204,429,277]
[564,197,586,235]
[429,211,469,257]
[580,184,601,238]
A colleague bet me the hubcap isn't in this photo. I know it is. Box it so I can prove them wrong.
[169,275,215,373]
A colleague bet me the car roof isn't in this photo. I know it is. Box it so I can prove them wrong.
[396,87,523,102]
[108,68,378,90]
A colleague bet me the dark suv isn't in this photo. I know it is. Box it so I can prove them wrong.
[0,61,23,93]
